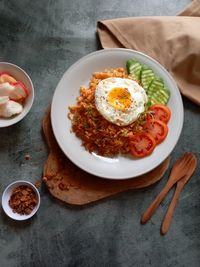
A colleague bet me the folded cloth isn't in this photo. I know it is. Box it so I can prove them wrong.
[97,0,200,105]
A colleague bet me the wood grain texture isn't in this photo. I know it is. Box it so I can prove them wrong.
[43,108,170,205]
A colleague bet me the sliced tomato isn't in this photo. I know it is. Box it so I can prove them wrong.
[143,119,168,144]
[129,132,156,158]
[148,104,171,123]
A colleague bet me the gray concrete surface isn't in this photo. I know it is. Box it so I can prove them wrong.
[0,0,200,266]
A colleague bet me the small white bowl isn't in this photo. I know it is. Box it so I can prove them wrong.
[1,180,40,221]
[0,62,34,127]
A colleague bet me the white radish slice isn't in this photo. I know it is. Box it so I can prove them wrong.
[0,100,23,118]
[0,96,9,106]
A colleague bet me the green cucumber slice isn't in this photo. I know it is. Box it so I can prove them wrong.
[141,66,155,90]
[126,59,171,105]
[147,77,170,105]
[126,59,142,81]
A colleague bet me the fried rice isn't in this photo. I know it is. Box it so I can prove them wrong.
[68,67,146,156]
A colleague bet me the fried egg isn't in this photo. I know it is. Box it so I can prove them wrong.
[95,77,148,126]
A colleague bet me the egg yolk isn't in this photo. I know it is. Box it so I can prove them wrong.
[107,87,132,111]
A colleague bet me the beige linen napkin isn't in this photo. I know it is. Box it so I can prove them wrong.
[97,0,200,105]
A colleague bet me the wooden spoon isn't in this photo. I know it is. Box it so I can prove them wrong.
[161,154,197,235]
[141,153,196,224]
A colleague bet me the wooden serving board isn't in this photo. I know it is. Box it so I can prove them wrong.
[42,108,170,205]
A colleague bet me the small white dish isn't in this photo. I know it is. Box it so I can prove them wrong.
[0,62,34,127]
[1,180,40,221]
[51,48,184,179]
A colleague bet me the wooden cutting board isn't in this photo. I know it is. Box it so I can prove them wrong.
[42,108,170,205]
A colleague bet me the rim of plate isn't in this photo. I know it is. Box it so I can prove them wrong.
[51,48,184,179]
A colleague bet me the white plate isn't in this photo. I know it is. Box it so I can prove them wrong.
[51,48,183,179]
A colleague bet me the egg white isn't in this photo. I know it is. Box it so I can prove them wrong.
[95,77,148,126]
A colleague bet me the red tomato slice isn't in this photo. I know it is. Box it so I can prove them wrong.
[129,132,156,158]
[148,104,171,123]
[144,119,168,144]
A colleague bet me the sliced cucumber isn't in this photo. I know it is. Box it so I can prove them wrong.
[147,77,164,94]
[147,77,170,105]
[126,59,142,81]
[126,59,171,105]
[141,66,155,90]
